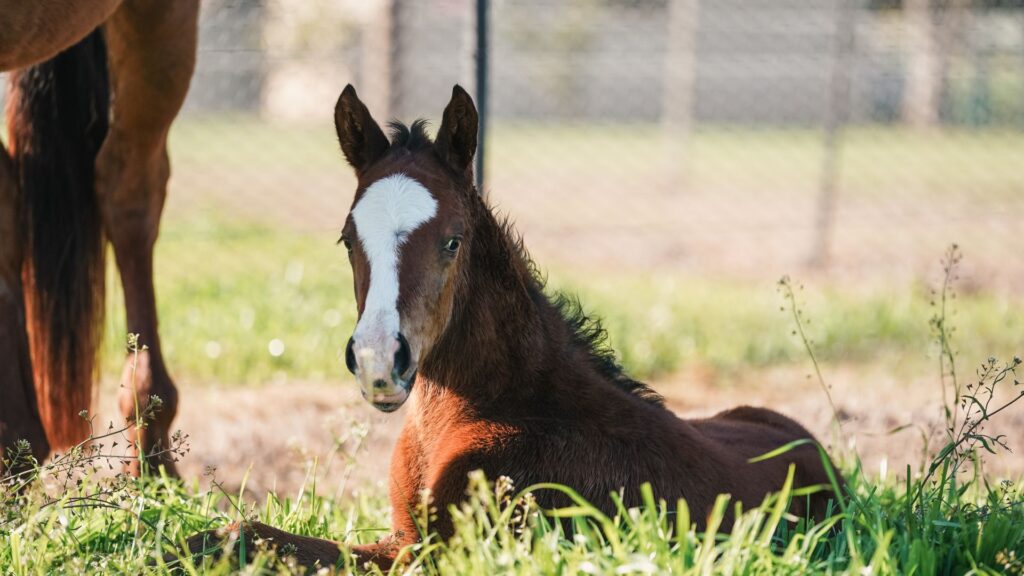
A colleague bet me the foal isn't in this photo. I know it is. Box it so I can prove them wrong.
[178,85,841,571]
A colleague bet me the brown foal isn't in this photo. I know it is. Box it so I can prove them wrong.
[173,86,842,572]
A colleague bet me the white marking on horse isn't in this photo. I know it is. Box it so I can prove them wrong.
[351,174,437,365]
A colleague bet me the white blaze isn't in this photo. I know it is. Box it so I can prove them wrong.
[351,174,437,368]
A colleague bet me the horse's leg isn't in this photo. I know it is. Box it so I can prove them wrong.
[0,139,48,473]
[171,521,344,571]
[347,458,475,569]
[348,423,424,568]
[97,0,198,477]
[172,427,423,570]
[0,0,121,70]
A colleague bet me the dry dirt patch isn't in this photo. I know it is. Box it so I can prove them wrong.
[97,366,1024,500]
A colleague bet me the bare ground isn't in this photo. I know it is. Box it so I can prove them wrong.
[97,364,1024,501]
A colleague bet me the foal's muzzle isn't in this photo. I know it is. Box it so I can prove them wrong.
[346,333,416,412]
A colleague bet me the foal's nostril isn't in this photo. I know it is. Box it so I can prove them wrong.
[394,333,411,376]
[345,337,357,374]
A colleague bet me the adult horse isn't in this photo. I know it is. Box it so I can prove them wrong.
[173,85,842,571]
[0,1,199,476]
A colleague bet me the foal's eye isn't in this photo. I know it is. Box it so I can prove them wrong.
[444,237,461,254]
[341,237,353,252]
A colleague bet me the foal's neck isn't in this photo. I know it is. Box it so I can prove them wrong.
[420,202,617,415]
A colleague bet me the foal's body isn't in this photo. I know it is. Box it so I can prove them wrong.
[375,207,835,561]
[393,382,830,530]
[176,86,839,571]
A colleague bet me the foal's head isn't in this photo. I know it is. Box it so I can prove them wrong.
[335,85,481,412]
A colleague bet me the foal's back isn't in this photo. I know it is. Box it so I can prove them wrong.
[692,406,838,514]
[519,389,840,527]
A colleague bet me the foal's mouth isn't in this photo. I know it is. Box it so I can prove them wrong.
[368,370,417,412]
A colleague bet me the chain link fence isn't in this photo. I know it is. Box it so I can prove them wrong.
[2,0,1022,381]
[3,0,1021,282]
[166,0,1024,283]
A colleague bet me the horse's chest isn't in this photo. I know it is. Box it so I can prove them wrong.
[409,419,506,489]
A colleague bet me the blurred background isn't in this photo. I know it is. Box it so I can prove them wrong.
[2,0,1023,492]
[172,0,1024,282]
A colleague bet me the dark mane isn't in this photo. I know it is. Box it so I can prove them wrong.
[491,214,665,407]
[382,119,659,405]
[552,293,666,406]
[387,119,433,152]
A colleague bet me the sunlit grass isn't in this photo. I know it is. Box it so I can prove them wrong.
[100,216,1024,385]
[3,449,1022,574]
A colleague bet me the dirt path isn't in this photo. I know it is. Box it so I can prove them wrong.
[97,364,1024,500]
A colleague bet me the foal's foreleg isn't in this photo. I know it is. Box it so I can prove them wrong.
[0,141,48,474]
[98,0,198,477]
[349,537,407,571]
[348,451,480,570]
[349,423,427,569]
[171,521,345,572]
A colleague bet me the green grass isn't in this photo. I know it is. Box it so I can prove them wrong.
[3,435,1023,574]
[101,216,1024,386]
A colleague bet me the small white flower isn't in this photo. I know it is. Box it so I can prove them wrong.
[205,341,222,359]
[269,338,285,357]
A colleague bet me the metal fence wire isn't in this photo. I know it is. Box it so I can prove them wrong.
[2,0,1023,301]
[189,0,1024,284]
[186,0,1024,282]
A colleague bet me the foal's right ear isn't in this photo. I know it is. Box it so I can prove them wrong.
[334,85,390,174]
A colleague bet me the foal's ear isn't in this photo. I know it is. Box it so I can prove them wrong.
[334,84,390,174]
[434,85,478,178]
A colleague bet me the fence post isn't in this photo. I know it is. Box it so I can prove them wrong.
[662,0,699,192]
[810,0,856,268]
[903,0,940,128]
[360,0,400,121]
[388,0,404,119]
[475,0,490,195]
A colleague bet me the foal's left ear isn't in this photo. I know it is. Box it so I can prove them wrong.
[434,85,478,178]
